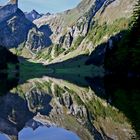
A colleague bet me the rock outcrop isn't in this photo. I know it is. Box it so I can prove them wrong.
[34,0,107,47]
[0,1,50,52]
[25,27,48,52]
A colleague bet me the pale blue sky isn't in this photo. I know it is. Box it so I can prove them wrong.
[0,0,81,13]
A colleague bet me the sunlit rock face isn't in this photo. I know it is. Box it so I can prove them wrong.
[34,0,135,51]
[32,0,136,65]
[34,0,107,47]
[8,0,18,5]
[0,0,136,58]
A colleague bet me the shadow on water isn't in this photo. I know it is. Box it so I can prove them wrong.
[0,73,19,96]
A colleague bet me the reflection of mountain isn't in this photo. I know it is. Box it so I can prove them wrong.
[0,86,52,140]
[1,76,135,140]
[0,93,34,140]
[0,56,139,140]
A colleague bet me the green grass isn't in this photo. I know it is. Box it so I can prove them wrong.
[53,45,66,57]
[35,47,53,60]
[86,98,128,124]
[73,36,85,48]
[87,18,131,46]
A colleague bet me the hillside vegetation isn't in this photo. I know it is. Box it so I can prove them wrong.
[105,0,140,75]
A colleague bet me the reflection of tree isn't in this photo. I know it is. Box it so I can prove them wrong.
[0,46,19,70]
[104,76,140,138]
[0,73,18,96]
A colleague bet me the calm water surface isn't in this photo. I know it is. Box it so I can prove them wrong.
[0,126,80,140]
[0,73,139,140]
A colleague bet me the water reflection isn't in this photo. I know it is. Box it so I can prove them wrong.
[0,72,139,140]
[19,126,80,140]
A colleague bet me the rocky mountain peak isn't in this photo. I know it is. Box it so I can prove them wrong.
[0,0,51,51]
[0,0,18,23]
[30,9,39,15]
[25,9,43,21]
[8,0,18,5]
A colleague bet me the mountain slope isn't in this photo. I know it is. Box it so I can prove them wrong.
[34,0,136,64]
[95,0,136,24]
[0,0,51,52]
[0,0,136,61]
[34,0,107,45]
